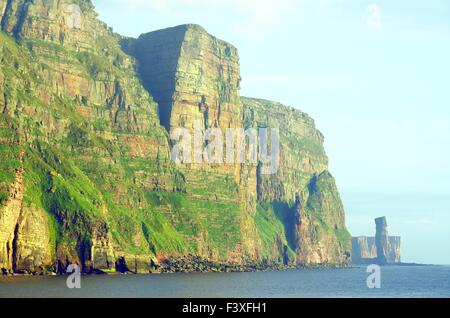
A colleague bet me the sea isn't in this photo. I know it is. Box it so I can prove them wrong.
[0,265,449,298]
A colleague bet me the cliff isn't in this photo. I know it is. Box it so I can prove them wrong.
[128,26,350,265]
[387,236,401,264]
[241,98,350,264]
[1,0,350,274]
[351,237,377,264]
[0,0,177,273]
[351,217,401,265]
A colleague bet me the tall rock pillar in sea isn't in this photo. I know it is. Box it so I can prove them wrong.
[375,217,390,264]
[351,217,401,265]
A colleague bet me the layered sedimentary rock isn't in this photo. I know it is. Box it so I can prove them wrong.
[130,27,351,265]
[351,237,377,264]
[0,0,172,273]
[0,119,25,272]
[1,0,351,273]
[131,24,242,132]
[130,25,261,263]
[351,217,401,264]
[242,98,350,264]
[388,236,401,264]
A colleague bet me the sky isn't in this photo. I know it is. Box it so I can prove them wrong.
[92,0,450,265]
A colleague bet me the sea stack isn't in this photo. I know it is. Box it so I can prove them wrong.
[351,217,401,265]
[375,217,389,264]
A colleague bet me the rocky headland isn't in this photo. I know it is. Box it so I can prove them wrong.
[0,0,351,275]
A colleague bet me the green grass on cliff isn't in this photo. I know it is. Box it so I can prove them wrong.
[75,51,121,78]
[335,228,352,248]
[100,189,192,256]
[305,172,352,250]
[255,203,297,263]
[0,114,22,205]
[254,203,286,259]
[22,142,107,253]
[141,189,243,259]
[255,202,297,260]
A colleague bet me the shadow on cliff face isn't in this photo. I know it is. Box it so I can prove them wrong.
[270,201,298,252]
[120,26,188,132]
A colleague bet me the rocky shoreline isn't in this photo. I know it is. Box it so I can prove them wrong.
[1,256,349,276]
[158,257,296,274]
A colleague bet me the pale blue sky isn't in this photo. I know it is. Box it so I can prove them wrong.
[92,0,450,264]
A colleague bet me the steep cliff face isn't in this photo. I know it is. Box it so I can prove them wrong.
[0,115,24,272]
[0,114,53,273]
[0,0,176,273]
[130,24,264,263]
[351,237,377,263]
[388,236,401,264]
[1,0,351,273]
[131,24,242,133]
[242,98,351,265]
[242,98,328,202]
[130,27,350,266]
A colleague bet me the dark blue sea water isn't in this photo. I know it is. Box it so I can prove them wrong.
[0,266,449,298]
